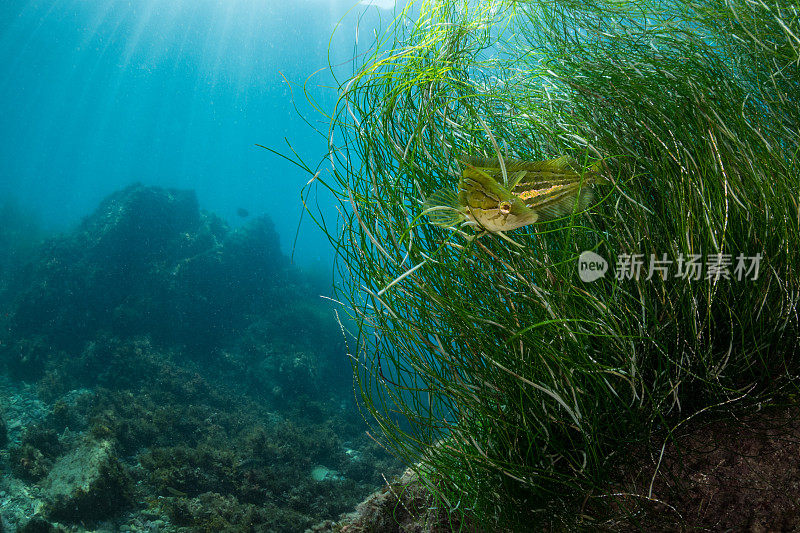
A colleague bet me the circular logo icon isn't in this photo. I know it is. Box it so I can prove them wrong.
[578,251,608,282]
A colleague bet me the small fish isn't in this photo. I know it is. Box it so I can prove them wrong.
[165,486,188,497]
[236,207,250,218]
[424,156,608,233]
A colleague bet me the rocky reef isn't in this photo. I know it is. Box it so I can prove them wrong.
[0,185,400,532]
[6,184,284,368]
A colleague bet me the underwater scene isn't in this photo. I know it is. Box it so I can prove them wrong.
[1,0,799,532]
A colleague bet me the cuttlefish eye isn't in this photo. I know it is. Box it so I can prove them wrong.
[499,201,512,215]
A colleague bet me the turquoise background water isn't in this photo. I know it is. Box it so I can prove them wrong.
[0,0,396,266]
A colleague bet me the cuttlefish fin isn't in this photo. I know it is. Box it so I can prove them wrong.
[423,188,465,228]
[463,155,610,185]
[534,183,597,221]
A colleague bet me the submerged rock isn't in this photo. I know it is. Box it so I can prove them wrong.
[307,468,490,533]
[311,465,343,482]
[41,437,132,521]
[0,184,380,531]
[3,183,287,377]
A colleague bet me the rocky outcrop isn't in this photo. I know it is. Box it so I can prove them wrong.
[0,184,379,532]
[307,468,489,533]
[3,184,286,378]
[41,438,132,521]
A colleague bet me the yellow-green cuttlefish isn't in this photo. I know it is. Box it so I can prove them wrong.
[424,156,608,233]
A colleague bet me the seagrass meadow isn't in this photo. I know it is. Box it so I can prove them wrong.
[297,0,800,529]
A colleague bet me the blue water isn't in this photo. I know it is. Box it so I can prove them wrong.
[0,0,395,266]
[0,3,407,529]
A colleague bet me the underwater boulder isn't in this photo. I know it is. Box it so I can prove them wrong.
[40,437,132,522]
[7,184,215,351]
[169,215,286,345]
[78,183,205,267]
[3,184,288,376]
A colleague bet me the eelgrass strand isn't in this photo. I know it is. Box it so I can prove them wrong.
[298,0,800,529]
